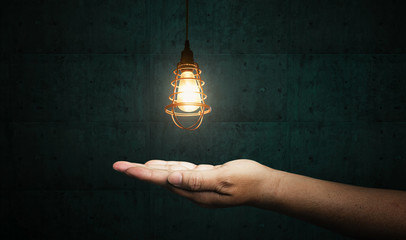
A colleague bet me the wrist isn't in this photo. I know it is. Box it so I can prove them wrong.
[251,166,287,210]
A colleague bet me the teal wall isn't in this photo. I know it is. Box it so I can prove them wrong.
[1,0,406,239]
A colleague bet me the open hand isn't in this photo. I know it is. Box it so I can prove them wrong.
[113,159,406,239]
[113,160,276,208]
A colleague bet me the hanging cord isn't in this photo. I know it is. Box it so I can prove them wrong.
[186,0,189,41]
[180,0,193,64]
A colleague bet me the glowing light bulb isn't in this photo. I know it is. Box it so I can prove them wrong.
[177,71,201,112]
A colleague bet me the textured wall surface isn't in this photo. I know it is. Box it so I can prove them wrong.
[1,0,406,239]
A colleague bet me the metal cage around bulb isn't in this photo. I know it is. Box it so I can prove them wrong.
[164,62,211,130]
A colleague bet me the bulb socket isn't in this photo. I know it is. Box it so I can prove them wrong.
[180,40,194,64]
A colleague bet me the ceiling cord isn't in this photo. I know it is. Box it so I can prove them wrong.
[186,0,189,41]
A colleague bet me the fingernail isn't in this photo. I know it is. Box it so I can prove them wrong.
[168,172,182,187]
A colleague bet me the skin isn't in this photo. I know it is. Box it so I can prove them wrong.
[113,159,406,239]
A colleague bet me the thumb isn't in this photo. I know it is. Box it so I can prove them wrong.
[168,170,219,191]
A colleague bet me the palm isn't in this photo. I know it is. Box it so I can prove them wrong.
[113,159,259,186]
[113,160,220,186]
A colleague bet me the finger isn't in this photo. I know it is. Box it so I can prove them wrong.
[194,164,215,170]
[146,160,196,169]
[178,161,197,169]
[143,164,190,171]
[124,167,170,186]
[167,169,219,191]
[145,160,167,165]
[113,161,144,172]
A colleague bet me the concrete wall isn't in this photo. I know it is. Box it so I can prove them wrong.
[1,0,406,239]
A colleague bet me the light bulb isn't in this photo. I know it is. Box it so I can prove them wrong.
[177,71,201,112]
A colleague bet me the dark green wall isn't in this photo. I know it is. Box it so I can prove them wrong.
[1,0,406,239]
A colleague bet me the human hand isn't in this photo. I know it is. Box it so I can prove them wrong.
[113,159,278,208]
[114,160,406,239]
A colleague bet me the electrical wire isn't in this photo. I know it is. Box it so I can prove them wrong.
[186,0,189,41]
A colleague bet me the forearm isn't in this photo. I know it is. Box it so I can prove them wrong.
[256,168,406,239]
